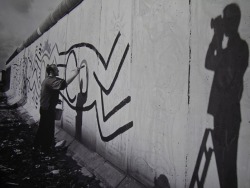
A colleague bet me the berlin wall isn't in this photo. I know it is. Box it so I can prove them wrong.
[5,0,250,187]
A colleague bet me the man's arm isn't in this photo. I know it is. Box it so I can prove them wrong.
[205,34,223,71]
[66,69,80,86]
[66,60,86,86]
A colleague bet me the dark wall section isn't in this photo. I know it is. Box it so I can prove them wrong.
[1,68,11,92]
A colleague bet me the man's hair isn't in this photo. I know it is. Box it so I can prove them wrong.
[46,64,57,75]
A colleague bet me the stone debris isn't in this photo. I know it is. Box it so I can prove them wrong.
[55,140,66,148]
[0,97,102,188]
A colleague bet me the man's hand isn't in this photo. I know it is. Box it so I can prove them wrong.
[71,60,86,73]
[79,60,87,69]
[76,59,87,72]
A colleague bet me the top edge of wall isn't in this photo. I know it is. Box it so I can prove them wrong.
[5,0,84,65]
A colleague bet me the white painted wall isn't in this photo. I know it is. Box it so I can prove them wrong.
[129,1,189,187]
[6,0,250,187]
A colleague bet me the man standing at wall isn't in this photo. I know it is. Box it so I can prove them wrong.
[33,62,85,153]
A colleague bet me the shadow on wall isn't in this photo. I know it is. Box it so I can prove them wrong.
[190,3,249,188]
[153,174,170,188]
[75,79,88,141]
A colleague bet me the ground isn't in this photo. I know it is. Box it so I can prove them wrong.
[0,95,102,188]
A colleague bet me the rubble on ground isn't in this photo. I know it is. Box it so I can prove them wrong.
[0,105,102,188]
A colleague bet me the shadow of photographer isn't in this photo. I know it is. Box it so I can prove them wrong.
[205,3,249,188]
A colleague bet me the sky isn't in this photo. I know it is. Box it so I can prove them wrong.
[0,0,62,70]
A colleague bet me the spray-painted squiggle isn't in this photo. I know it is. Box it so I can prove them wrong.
[11,31,133,142]
[58,32,133,142]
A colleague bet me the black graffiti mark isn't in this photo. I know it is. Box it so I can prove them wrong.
[34,54,43,70]
[94,100,133,142]
[12,56,40,108]
[59,92,133,142]
[101,91,131,122]
[60,93,95,111]
[16,34,132,141]
[25,76,40,108]
[60,32,129,100]
[106,32,121,68]
[59,32,121,70]
[65,50,78,103]
[12,64,20,91]
[58,32,133,142]
[22,61,28,100]
[94,44,129,95]
[27,57,40,75]
[27,57,42,80]
[60,89,131,122]
[24,45,45,109]
[13,63,19,67]
[57,64,67,68]
[25,78,39,93]
[39,41,61,67]
[25,42,60,100]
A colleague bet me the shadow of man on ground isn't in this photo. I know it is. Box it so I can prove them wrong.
[75,79,87,141]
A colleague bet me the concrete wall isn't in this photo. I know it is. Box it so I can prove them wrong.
[6,0,250,187]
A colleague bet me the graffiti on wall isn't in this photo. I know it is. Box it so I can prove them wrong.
[58,32,133,142]
[26,44,44,109]
[11,56,27,104]
[59,32,133,142]
[11,31,133,142]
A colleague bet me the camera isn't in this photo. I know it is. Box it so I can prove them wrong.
[211,15,224,30]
